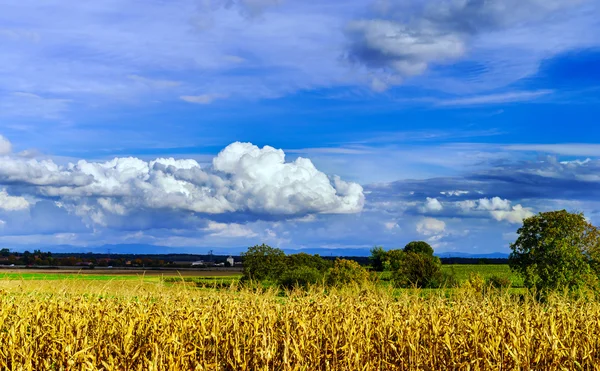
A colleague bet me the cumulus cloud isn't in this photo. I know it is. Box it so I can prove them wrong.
[490,204,534,224]
[0,189,29,211]
[422,197,443,212]
[459,197,534,224]
[416,217,446,236]
[0,140,364,224]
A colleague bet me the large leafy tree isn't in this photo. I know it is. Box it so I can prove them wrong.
[241,244,286,281]
[509,210,600,292]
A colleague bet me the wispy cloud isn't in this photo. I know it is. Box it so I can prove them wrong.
[180,94,227,104]
[503,143,600,156]
[437,90,553,106]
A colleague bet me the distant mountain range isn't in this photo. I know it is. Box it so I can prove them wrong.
[7,244,509,259]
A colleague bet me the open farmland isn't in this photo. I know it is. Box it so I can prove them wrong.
[1,278,600,370]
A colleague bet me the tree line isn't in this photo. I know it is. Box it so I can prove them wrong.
[242,210,600,295]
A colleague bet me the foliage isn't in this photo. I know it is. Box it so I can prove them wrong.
[278,266,324,289]
[369,246,387,272]
[241,244,286,282]
[403,241,434,256]
[486,275,512,289]
[509,210,600,293]
[392,252,443,288]
[384,249,405,272]
[326,259,370,287]
[285,253,331,273]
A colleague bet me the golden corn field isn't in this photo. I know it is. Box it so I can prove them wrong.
[1,280,600,370]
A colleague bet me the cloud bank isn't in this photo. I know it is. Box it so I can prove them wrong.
[0,138,364,226]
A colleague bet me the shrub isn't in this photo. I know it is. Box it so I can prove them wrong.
[392,252,443,288]
[278,266,324,289]
[326,259,370,287]
[286,253,331,272]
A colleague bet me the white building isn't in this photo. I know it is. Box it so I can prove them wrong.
[227,256,234,267]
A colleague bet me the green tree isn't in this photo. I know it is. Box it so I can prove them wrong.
[403,241,434,256]
[385,249,405,271]
[509,210,600,293]
[241,244,286,282]
[286,253,331,272]
[369,246,387,271]
[392,252,443,288]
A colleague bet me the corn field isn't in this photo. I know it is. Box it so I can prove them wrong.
[1,280,600,370]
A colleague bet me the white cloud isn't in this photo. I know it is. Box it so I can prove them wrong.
[437,90,552,106]
[416,217,446,236]
[0,135,12,155]
[0,140,364,221]
[0,189,29,211]
[458,197,534,224]
[441,190,469,197]
[205,221,257,238]
[180,94,227,105]
[504,144,600,157]
[422,197,443,212]
[345,0,588,91]
[384,221,399,230]
[346,19,466,80]
[491,205,534,224]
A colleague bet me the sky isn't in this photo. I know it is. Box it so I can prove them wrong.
[0,0,599,255]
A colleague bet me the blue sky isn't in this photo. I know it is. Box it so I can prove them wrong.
[0,0,599,255]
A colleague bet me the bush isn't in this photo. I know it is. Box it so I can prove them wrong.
[392,252,443,288]
[326,259,370,287]
[286,253,331,272]
[278,266,324,289]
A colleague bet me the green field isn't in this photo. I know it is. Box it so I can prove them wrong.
[0,265,522,287]
[442,264,523,286]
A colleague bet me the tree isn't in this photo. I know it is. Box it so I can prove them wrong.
[326,259,369,287]
[286,253,331,273]
[385,249,405,272]
[369,246,387,272]
[403,241,434,256]
[241,244,286,282]
[509,210,600,293]
[392,252,443,288]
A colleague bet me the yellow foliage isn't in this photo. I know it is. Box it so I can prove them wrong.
[0,279,599,370]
